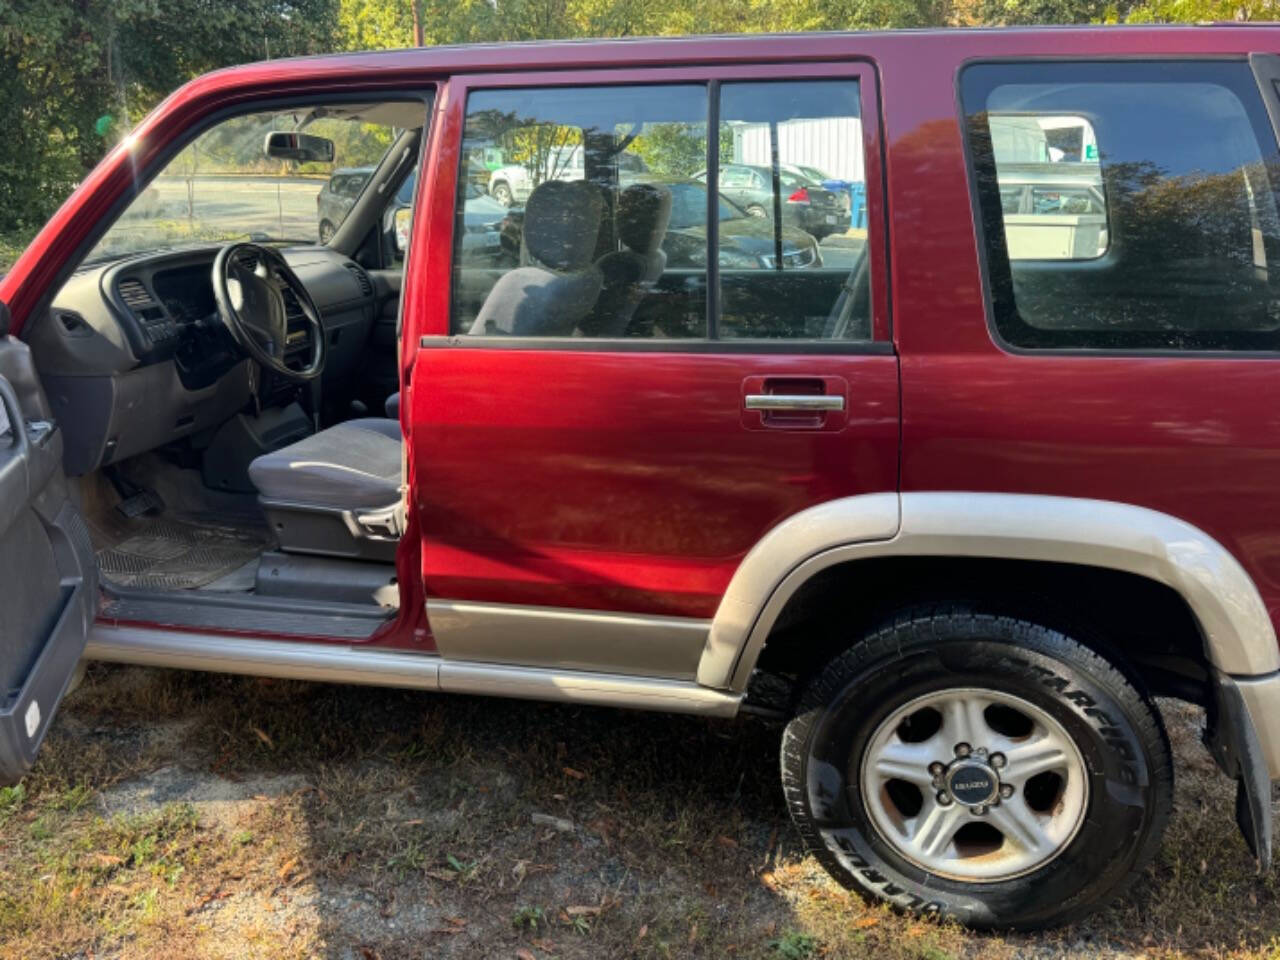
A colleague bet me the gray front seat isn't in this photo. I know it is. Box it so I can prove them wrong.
[469,179,604,336]
[247,418,402,561]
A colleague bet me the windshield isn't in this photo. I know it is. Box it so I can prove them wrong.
[87,106,404,262]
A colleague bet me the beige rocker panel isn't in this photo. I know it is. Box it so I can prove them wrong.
[698,492,1280,692]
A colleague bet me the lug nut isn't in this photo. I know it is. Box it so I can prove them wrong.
[990,752,1006,769]
[954,742,971,758]
[928,761,945,776]
[936,791,953,806]
[975,747,988,758]
[970,805,987,816]
[1000,783,1015,799]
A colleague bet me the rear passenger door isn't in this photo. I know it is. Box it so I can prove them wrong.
[409,64,897,680]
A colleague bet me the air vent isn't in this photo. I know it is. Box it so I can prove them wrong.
[57,310,90,336]
[281,287,307,323]
[345,262,374,298]
[118,279,154,309]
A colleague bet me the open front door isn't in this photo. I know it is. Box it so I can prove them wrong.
[0,312,97,785]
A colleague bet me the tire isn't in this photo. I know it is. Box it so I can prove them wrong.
[492,182,513,206]
[318,220,335,244]
[745,204,768,218]
[780,608,1172,930]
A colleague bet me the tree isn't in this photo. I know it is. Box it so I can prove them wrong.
[0,0,339,235]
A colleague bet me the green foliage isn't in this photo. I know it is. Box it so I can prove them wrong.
[0,0,339,234]
[770,930,819,959]
[1,0,1260,245]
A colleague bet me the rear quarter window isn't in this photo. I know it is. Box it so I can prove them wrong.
[962,60,1280,351]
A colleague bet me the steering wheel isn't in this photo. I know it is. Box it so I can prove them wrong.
[212,242,325,381]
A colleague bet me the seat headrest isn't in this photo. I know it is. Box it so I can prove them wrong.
[617,183,673,256]
[523,180,604,272]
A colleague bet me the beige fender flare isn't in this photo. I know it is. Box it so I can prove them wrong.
[697,492,1278,692]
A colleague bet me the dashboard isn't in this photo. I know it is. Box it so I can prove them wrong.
[151,263,219,327]
[28,244,378,476]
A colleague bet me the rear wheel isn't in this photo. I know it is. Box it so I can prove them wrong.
[491,181,513,206]
[318,219,336,244]
[745,203,768,218]
[780,609,1172,930]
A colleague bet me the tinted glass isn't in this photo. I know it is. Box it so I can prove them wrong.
[963,61,1280,351]
[452,84,708,338]
[716,80,869,340]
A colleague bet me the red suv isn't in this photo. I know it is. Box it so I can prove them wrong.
[4,27,1280,929]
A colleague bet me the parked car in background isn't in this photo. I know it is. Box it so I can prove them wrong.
[8,27,1280,936]
[780,162,856,227]
[697,163,845,240]
[316,167,374,242]
[487,145,648,206]
[659,179,822,269]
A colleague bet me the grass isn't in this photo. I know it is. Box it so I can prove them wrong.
[3,662,1280,959]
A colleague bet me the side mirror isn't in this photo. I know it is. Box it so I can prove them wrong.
[264,131,335,164]
[393,208,413,256]
[0,301,10,337]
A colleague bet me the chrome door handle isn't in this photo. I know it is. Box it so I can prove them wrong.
[744,394,845,412]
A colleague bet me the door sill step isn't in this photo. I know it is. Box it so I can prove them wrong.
[85,624,742,717]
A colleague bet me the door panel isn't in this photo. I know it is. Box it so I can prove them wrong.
[0,334,96,785]
[413,346,898,618]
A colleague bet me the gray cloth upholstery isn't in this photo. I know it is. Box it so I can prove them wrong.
[384,391,400,419]
[248,418,401,509]
[581,183,672,338]
[522,180,604,270]
[470,180,604,337]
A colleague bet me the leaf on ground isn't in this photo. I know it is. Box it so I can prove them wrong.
[277,857,298,881]
[717,835,738,848]
[562,766,587,780]
[564,905,601,916]
[853,915,879,929]
[637,924,648,941]
[516,950,536,960]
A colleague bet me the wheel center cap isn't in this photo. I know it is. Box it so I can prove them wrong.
[945,759,1000,807]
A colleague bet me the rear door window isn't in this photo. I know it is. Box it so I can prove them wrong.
[449,76,875,344]
[962,61,1280,351]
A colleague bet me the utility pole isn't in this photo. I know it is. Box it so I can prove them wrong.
[412,1,424,45]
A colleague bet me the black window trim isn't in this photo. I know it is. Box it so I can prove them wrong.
[959,54,1280,358]
[419,333,895,355]
[448,75,880,352]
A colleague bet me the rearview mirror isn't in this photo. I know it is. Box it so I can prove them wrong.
[264,131,335,164]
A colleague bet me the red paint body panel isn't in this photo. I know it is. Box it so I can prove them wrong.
[4,26,1280,647]
[411,349,900,616]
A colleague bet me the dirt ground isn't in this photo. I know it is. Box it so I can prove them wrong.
[3,664,1279,960]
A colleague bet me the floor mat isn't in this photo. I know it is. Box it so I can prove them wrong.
[97,517,270,590]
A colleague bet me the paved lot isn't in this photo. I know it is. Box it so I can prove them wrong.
[109,176,329,247]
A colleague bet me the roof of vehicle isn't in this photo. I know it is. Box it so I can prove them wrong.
[187,24,1280,88]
